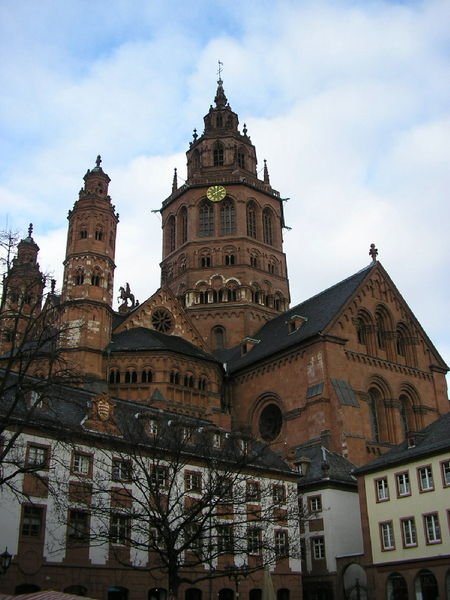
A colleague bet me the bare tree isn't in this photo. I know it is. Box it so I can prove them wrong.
[54,412,301,600]
[0,228,84,499]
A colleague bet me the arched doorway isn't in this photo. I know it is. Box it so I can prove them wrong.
[415,570,438,600]
[218,589,234,600]
[343,563,367,599]
[386,573,408,600]
[185,589,202,600]
[108,586,128,600]
[148,588,167,600]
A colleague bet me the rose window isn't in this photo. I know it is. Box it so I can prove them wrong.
[151,308,174,333]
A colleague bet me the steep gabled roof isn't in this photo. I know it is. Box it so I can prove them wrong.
[108,327,219,364]
[221,263,375,372]
[355,411,450,475]
[296,443,358,490]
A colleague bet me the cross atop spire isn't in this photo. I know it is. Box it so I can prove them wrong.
[28,223,33,238]
[369,243,378,262]
[217,60,223,82]
[214,60,228,108]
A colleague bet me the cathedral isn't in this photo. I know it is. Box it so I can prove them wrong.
[0,78,448,599]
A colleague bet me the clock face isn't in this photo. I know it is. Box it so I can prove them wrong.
[207,185,226,202]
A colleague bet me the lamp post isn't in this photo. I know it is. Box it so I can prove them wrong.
[0,548,12,575]
[227,564,248,600]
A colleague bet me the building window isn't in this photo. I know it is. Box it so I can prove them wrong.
[200,254,211,268]
[91,270,101,286]
[72,452,92,476]
[167,215,176,253]
[250,255,258,268]
[212,326,225,350]
[151,308,174,333]
[309,495,322,512]
[80,228,88,239]
[247,527,261,555]
[441,459,450,486]
[150,466,168,489]
[110,513,130,545]
[213,142,224,166]
[424,513,441,544]
[109,369,120,384]
[418,465,434,492]
[27,445,49,469]
[94,228,103,241]
[375,477,389,502]
[217,524,234,553]
[401,517,417,547]
[74,270,85,285]
[380,521,395,550]
[141,369,152,383]
[220,199,236,235]
[67,509,89,541]
[274,530,289,558]
[124,370,138,384]
[185,471,202,493]
[396,471,410,497]
[21,505,44,537]
[199,200,214,237]
[272,484,286,505]
[237,148,245,169]
[170,371,180,385]
[246,481,261,503]
[180,207,188,245]
[247,201,257,239]
[224,253,235,266]
[263,208,274,245]
[112,459,132,482]
[312,537,325,560]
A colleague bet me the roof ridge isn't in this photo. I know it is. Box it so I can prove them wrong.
[291,262,374,311]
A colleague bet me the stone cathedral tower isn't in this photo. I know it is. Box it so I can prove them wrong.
[60,156,119,380]
[159,78,291,350]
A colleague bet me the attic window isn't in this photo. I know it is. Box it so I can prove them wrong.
[241,337,260,356]
[306,382,324,399]
[287,315,307,334]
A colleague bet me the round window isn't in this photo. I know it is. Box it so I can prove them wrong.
[151,308,174,333]
[259,403,283,441]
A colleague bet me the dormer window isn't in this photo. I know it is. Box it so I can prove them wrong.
[241,337,260,356]
[287,315,308,334]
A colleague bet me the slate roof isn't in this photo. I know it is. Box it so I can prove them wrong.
[108,326,219,364]
[295,443,358,490]
[354,411,450,475]
[1,372,292,476]
[220,263,375,372]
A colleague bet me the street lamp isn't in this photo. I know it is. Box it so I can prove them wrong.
[226,564,249,600]
[0,548,12,575]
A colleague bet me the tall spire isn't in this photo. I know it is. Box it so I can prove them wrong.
[214,60,228,108]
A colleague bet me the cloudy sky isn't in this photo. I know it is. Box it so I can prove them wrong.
[1,0,449,377]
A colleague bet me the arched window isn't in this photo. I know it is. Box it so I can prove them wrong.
[198,377,208,391]
[386,573,408,600]
[109,369,120,384]
[212,326,225,350]
[185,590,202,600]
[199,200,214,237]
[180,207,188,245]
[355,310,374,350]
[170,371,180,385]
[415,570,438,600]
[368,388,382,442]
[79,227,88,240]
[237,147,246,169]
[95,227,103,241]
[263,208,274,245]
[277,591,290,600]
[141,369,152,384]
[227,287,237,302]
[91,269,102,286]
[396,324,407,357]
[220,199,236,235]
[184,374,194,388]
[216,113,223,128]
[213,142,224,166]
[224,253,235,266]
[167,215,176,253]
[125,370,137,384]
[74,269,85,286]
[191,150,200,169]
[200,253,211,268]
[247,201,257,239]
